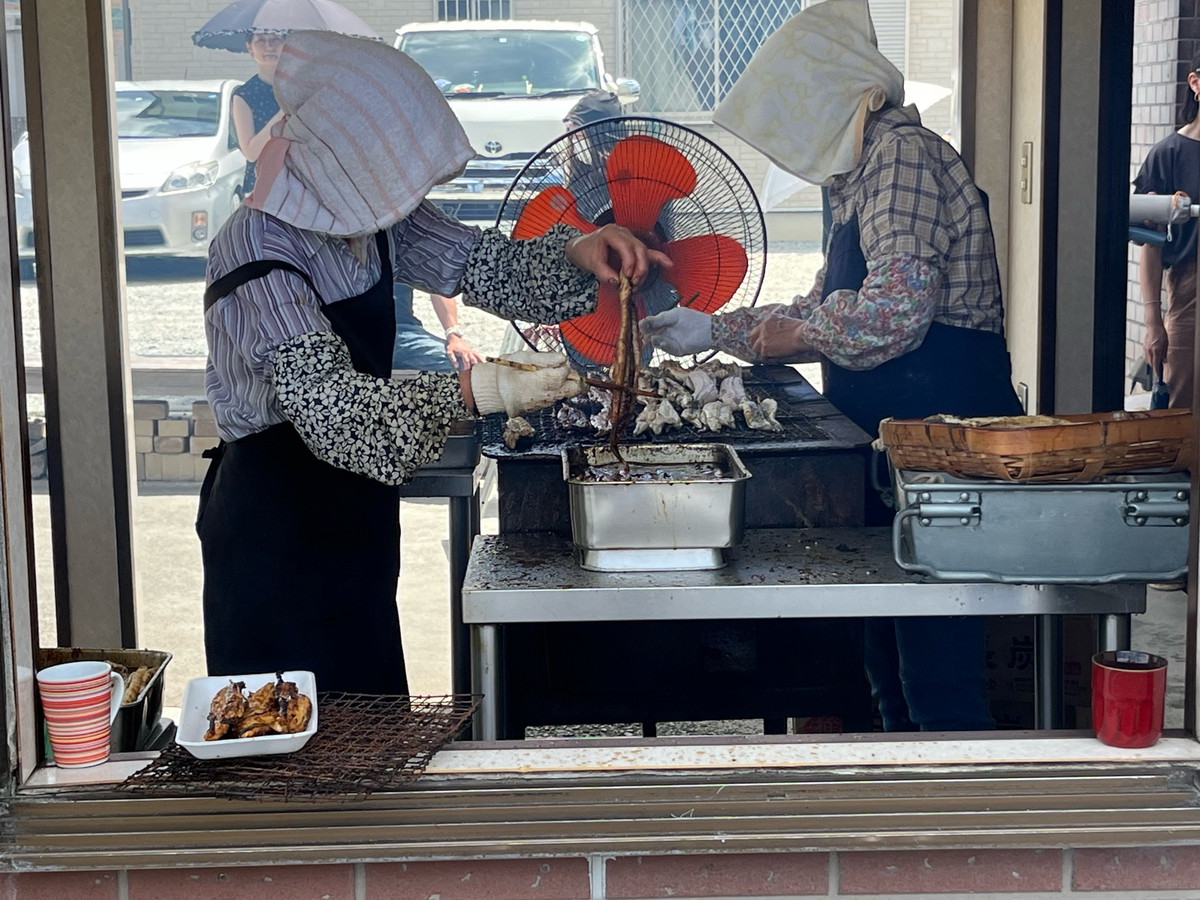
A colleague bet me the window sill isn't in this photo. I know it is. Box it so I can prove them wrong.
[7,734,1200,871]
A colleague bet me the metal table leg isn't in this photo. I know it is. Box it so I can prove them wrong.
[1099,612,1132,651]
[472,624,500,740]
[448,491,479,697]
[1034,615,1064,729]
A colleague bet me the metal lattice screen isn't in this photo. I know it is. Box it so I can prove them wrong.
[622,0,908,115]
[437,0,511,21]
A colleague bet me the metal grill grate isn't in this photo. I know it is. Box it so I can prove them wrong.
[482,376,831,457]
[117,694,478,802]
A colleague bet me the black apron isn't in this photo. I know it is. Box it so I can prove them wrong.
[818,131,1020,731]
[197,230,408,695]
[821,177,1023,458]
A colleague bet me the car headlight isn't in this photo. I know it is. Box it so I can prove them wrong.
[159,160,219,194]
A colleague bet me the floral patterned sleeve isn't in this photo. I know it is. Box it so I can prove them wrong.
[803,254,940,370]
[459,223,596,323]
[710,271,827,363]
[271,331,469,485]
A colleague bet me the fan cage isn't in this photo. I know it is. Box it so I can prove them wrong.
[494,115,767,372]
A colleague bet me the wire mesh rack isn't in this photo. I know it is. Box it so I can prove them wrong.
[117,693,479,802]
[481,374,832,458]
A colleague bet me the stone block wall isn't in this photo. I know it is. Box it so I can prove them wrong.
[133,400,216,483]
[28,400,216,484]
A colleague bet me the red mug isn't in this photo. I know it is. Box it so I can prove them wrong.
[1091,650,1168,748]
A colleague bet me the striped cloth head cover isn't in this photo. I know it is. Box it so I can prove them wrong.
[712,0,904,186]
[246,30,474,237]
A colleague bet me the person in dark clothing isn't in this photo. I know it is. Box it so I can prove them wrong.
[199,32,671,695]
[1133,50,1200,409]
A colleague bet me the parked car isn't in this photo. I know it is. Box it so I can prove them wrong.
[394,20,639,225]
[13,79,246,258]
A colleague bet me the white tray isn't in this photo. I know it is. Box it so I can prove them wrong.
[176,671,318,759]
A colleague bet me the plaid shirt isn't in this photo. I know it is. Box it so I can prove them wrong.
[714,106,1006,370]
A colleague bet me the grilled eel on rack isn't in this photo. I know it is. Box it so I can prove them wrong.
[204,680,247,741]
[202,674,313,740]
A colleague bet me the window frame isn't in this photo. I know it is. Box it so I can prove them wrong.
[3,0,1200,867]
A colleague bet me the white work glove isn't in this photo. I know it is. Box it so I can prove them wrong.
[638,306,714,356]
[469,351,586,417]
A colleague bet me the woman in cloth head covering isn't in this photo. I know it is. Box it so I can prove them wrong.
[199,31,670,694]
[640,0,1023,732]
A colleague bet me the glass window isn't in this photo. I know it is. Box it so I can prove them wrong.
[399,29,601,94]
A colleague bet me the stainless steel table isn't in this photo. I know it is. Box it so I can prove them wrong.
[462,527,1146,739]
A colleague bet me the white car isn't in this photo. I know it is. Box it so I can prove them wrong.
[395,20,639,225]
[13,79,247,258]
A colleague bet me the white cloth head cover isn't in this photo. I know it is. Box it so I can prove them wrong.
[712,0,904,185]
[247,30,474,236]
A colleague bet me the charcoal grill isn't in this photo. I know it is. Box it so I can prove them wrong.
[481,368,838,458]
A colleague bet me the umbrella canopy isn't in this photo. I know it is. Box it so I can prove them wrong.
[192,0,379,53]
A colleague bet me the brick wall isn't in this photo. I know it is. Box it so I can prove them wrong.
[1127,1,1198,386]
[8,847,1200,898]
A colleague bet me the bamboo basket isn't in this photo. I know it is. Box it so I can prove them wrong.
[878,409,1193,483]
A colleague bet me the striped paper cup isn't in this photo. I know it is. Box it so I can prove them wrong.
[37,662,123,767]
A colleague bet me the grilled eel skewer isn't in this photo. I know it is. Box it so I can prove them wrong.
[204,680,247,741]
[608,274,637,461]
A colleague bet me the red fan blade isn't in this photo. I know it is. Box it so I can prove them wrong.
[661,234,749,314]
[560,281,622,366]
[606,135,698,234]
[512,186,596,239]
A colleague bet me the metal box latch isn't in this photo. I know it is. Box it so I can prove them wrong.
[909,489,981,527]
[1123,488,1190,527]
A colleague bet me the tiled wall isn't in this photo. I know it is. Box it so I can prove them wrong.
[9,847,1200,898]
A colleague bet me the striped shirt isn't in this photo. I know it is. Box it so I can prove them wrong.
[713,106,1005,370]
[204,202,594,483]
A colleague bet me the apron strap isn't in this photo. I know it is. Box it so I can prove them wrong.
[204,259,322,311]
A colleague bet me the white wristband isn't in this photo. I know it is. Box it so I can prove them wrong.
[444,326,465,339]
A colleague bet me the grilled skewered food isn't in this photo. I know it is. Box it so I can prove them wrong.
[607,274,638,459]
[204,680,247,741]
[202,674,313,741]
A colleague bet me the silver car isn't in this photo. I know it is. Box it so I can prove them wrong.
[13,79,247,258]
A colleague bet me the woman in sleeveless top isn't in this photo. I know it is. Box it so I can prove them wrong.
[232,31,284,196]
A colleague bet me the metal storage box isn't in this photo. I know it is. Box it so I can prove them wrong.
[893,469,1190,583]
[562,443,751,571]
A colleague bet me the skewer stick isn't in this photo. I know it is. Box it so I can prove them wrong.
[484,355,541,372]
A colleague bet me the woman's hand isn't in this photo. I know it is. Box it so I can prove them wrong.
[445,333,484,371]
[749,314,811,361]
[565,224,673,288]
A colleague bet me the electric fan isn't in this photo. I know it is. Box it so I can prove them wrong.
[495,116,766,370]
